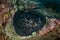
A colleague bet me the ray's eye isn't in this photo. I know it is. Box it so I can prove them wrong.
[13,10,46,36]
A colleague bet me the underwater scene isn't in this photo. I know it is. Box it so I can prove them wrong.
[0,0,60,40]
